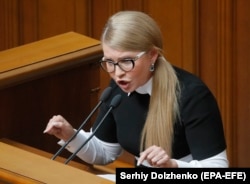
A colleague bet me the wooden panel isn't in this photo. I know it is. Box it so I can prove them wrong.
[145,0,198,73]
[75,0,91,34]
[234,0,250,167]
[19,0,39,44]
[0,0,91,51]
[38,0,76,38]
[0,33,102,159]
[0,0,19,50]
[0,65,95,154]
[199,0,235,165]
[123,0,144,10]
[198,0,250,167]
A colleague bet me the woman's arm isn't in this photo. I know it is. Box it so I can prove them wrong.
[175,150,229,167]
[59,130,123,165]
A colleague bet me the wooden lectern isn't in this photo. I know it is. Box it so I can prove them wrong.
[0,32,133,183]
[0,141,114,183]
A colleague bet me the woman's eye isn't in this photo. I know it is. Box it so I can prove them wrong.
[120,59,132,64]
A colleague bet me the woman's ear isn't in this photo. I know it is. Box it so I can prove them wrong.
[149,47,159,64]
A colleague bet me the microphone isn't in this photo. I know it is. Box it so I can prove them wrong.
[64,94,122,164]
[51,87,112,160]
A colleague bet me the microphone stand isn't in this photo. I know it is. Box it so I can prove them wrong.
[64,94,121,164]
[51,87,112,160]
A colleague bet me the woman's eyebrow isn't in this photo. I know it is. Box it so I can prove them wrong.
[104,55,134,60]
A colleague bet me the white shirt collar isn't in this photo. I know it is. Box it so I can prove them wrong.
[127,77,152,96]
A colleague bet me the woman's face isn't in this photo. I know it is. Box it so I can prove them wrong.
[102,44,158,93]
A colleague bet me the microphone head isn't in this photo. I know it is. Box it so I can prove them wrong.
[99,87,112,102]
[109,94,122,108]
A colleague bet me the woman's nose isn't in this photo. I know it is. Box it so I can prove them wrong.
[114,65,126,76]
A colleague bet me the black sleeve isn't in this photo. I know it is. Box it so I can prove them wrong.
[181,83,227,160]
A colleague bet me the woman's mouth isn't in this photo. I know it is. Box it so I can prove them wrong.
[117,80,130,90]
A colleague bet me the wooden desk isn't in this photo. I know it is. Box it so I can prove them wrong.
[0,141,114,184]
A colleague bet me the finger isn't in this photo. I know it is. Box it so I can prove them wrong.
[143,148,167,166]
[43,123,53,134]
[43,121,62,133]
[137,146,158,166]
[137,152,148,166]
[151,149,166,161]
[43,116,58,133]
[152,154,169,166]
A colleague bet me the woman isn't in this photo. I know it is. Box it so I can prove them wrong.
[44,11,228,167]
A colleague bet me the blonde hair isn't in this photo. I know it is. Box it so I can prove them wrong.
[101,11,180,156]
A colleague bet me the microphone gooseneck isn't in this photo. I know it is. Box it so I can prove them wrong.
[51,87,112,160]
[64,94,122,164]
